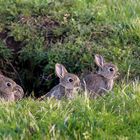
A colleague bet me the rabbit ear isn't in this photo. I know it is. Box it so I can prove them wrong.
[55,63,68,78]
[95,54,105,67]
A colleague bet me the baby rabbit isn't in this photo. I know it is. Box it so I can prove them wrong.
[0,74,24,101]
[82,54,118,98]
[40,63,80,100]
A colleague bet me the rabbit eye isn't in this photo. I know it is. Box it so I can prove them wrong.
[6,82,12,87]
[68,78,73,83]
[109,67,114,72]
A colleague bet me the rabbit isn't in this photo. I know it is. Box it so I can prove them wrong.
[0,74,24,101]
[82,54,119,98]
[40,63,81,100]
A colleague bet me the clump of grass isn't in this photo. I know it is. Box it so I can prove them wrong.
[0,82,140,139]
[0,0,140,96]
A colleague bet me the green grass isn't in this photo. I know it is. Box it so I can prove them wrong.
[0,82,140,140]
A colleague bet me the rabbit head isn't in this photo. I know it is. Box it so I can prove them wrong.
[0,74,24,101]
[95,54,118,80]
[55,63,80,90]
[0,75,17,95]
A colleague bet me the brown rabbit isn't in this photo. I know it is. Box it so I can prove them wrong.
[40,63,81,100]
[0,74,24,101]
[82,54,118,98]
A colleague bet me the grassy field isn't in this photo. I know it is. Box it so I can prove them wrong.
[0,82,140,139]
[0,0,140,139]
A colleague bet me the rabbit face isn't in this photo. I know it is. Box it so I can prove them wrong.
[60,73,80,90]
[95,54,118,80]
[98,63,118,79]
[55,63,81,90]
[0,75,24,101]
[0,77,16,95]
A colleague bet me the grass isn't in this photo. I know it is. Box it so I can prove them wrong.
[0,81,140,140]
